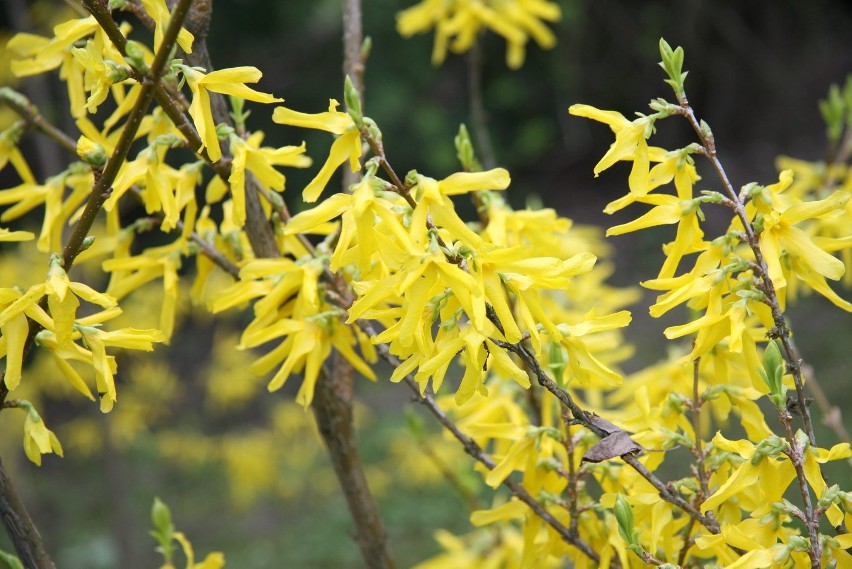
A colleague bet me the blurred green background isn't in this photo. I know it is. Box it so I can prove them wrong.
[1,0,851,567]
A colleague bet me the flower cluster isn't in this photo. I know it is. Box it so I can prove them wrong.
[397,0,561,68]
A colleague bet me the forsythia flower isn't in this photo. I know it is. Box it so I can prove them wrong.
[0,121,36,184]
[212,257,376,406]
[22,405,64,466]
[398,0,561,69]
[178,65,282,163]
[272,99,362,202]
[138,0,194,54]
[568,104,653,203]
[0,255,165,411]
[226,132,311,227]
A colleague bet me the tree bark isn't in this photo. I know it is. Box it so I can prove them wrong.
[0,458,55,569]
[312,357,395,569]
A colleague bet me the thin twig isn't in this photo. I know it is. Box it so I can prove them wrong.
[467,41,496,170]
[0,455,55,569]
[360,321,603,564]
[779,410,823,567]
[0,89,77,156]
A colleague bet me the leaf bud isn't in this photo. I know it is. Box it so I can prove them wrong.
[614,494,638,546]
[344,75,364,128]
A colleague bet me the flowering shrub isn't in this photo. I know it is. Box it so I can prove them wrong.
[0,1,850,568]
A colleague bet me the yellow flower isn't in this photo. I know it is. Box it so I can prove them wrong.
[0,227,34,241]
[138,0,194,54]
[102,241,183,340]
[397,0,561,68]
[22,406,64,466]
[9,17,102,117]
[568,104,652,199]
[227,132,311,227]
[700,432,796,514]
[0,122,36,184]
[756,170,849,290]
[70,38,129,116]
[179,65,282,163]
[272,99,362,202]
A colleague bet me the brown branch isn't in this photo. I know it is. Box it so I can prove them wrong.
[689,357,711,500]
[312,355,394,569]
[779,411,823,568]
[0,457,55,569]
[0,89,77,156]
[561,410,581,536]
[467,41,496,170]
[358,321,603,565]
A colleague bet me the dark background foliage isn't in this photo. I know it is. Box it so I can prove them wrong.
[1,1,850,567]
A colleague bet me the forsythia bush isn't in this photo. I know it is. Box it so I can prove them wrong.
[0,1,850,568]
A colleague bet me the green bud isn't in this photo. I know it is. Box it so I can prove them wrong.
[699,119,713,142]
[360,37,372,61]
[751,435,787,465]
[153,133,182,148]
[752,212,765,234]
[363,117,381,141]
[698,191,725,204]
[818,484,841,510]
[454,124,481,172]
[536,456,563,473]
[228,95,250,129]
[788,535,810,552]
[108,0,127,8]
[151,497,173,536]
[215,123,234,139]
[124,40,148,72]
[794,429,810,451]
[658,38,688,98]
[758,339,785,404]
[79,236,96,252]
[266,190,285,211]
[773,543,792,564]
[819,83,845,144]
[614,494,638,546]
[106,60,130,83]
[547,342,567,384]
[344,75,364,127]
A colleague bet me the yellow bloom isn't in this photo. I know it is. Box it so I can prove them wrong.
[757,171,849,290]
[568,104,651,199]
[272,99,361,202]
[397,0,561,68]
[22,407,64,466]
[70,39,127,115]
[179,65,282,163]
[0,122,36,184]
[0,227,34,241]
[700,432,795,514]
[138,0,194,54]
[9,17,102,117]
[227,132,311,227]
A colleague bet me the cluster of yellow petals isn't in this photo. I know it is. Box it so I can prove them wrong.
[0,255,164,420]
[397,0,561,68]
